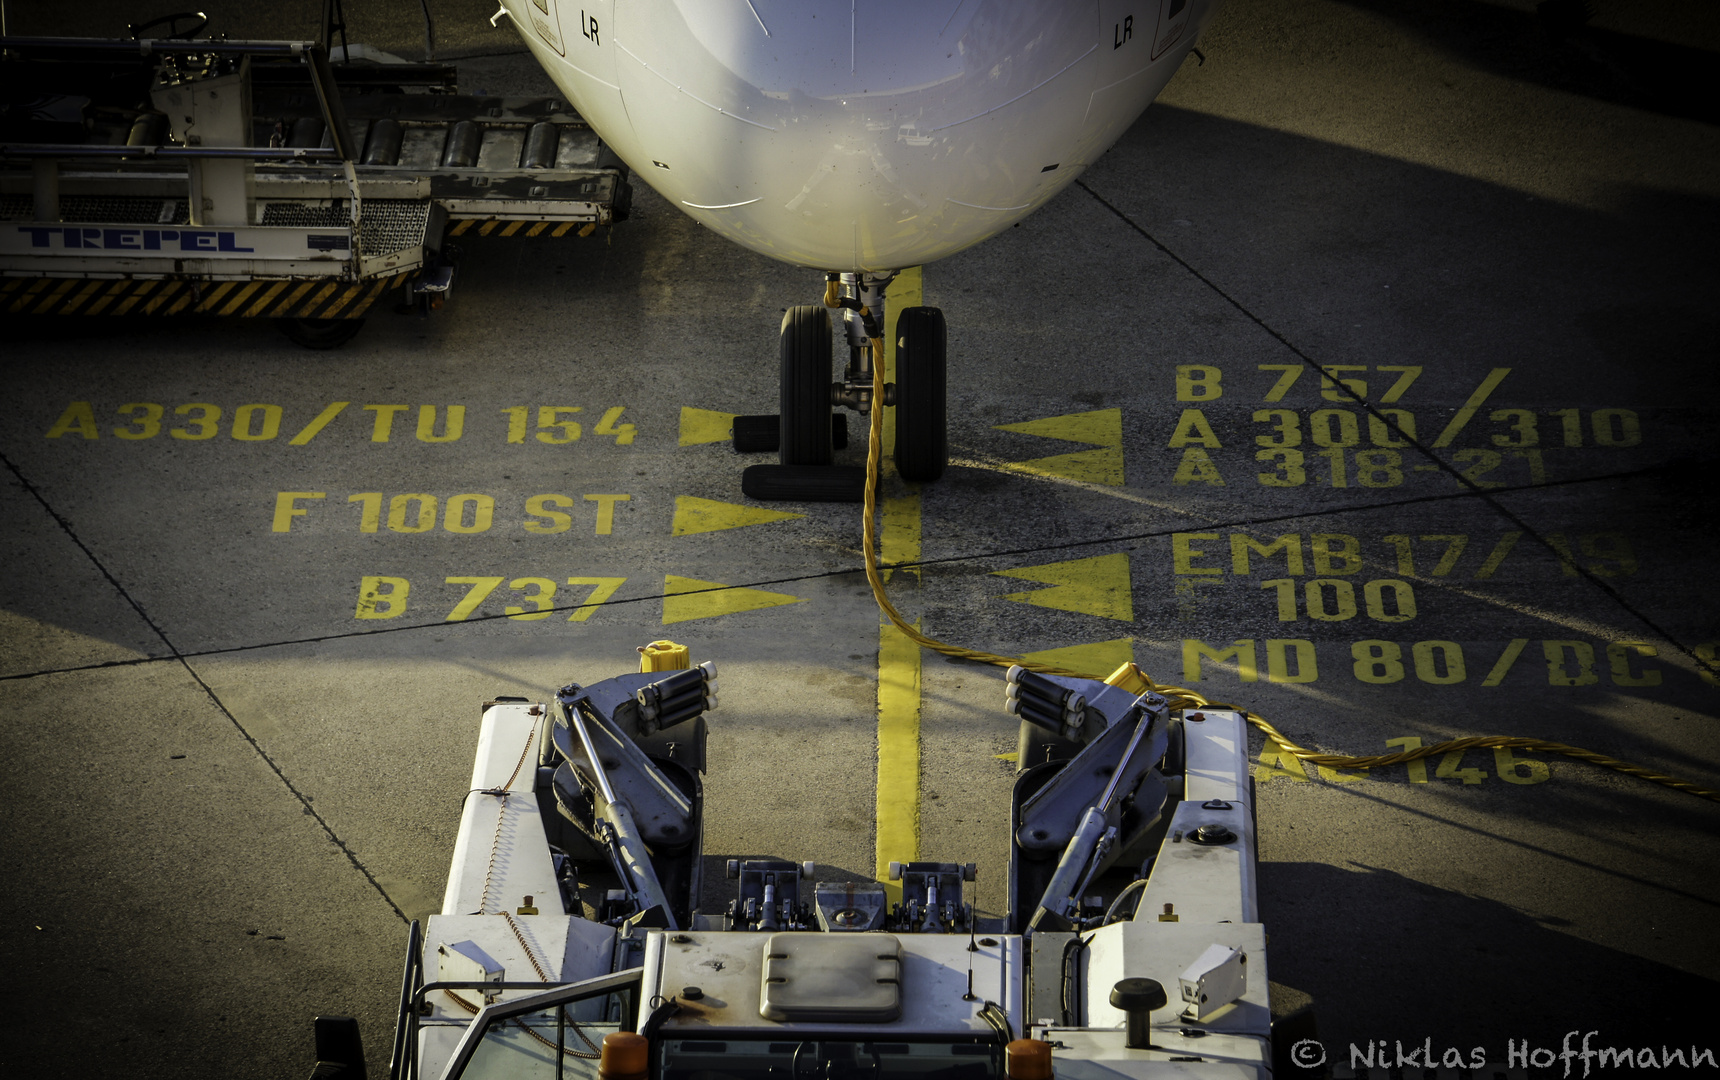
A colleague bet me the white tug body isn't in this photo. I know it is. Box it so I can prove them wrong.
[379,646,1286,1080]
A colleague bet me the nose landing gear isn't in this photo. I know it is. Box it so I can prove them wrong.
[740,272,947,501]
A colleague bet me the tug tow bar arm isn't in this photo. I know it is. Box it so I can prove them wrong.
[563,696,679,928]
[1026,700,1160,933]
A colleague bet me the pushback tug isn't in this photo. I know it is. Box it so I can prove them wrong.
[310,641,1305,1080]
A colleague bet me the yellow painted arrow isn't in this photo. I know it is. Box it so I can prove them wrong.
[672,496,803,536]
[661,575,803,624]
[1003,445,1124,485]
[995,408,1121,447]
[679,407,737,447]
[1022,637,1135,676]
[995,408,1124,485]
[993,552,1134,622]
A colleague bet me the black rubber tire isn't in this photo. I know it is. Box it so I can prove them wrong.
[277,318,365,350]
[741,465,867,503]
[779,305,833,466]
[894,306,947,482]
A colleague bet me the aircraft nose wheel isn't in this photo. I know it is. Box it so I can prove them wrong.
[779,305,834,466]
[892,306,947,483]
[743,303,867,501]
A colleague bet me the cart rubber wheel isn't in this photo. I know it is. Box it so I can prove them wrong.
[779,305,833,466]
[277,318,365,350]
[893,306,947,482]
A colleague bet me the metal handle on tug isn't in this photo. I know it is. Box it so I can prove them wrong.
[565,704,679,928]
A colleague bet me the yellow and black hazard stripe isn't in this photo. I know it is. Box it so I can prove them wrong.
[0,273,414,319]
[447,218,599,238]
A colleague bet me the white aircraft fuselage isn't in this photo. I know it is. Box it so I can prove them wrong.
[507,0,1219,272]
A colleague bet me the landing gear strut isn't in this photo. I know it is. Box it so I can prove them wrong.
[741,272,948,501]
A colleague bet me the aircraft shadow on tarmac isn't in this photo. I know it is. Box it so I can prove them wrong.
[1330,0,1720,127]
[1262,857,1719,1060]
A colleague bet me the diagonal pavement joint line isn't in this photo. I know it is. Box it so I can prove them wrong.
[0,448,408,924]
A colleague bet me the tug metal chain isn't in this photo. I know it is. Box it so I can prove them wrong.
[857,334,1720,806]
[473,727,541,916]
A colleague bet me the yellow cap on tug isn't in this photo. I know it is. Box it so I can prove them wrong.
[1005,1038,1054,1080]
[638,640,691,672]
[599,1031,649,1080]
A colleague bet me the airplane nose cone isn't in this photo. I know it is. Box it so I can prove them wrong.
[609,0,1103,269]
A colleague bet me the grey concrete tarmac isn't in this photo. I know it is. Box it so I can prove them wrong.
[3,1,1718,1077]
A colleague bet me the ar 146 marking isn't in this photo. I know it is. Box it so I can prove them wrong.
[1254,737,1550,787]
